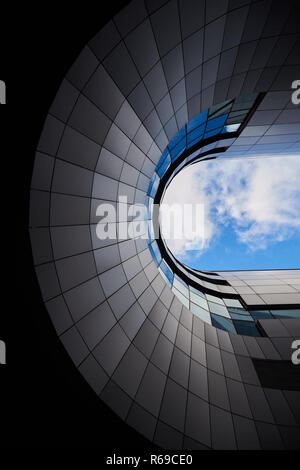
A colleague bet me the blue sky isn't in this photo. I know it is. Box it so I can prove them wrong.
[160,155,300,271]
[179,223,300,271]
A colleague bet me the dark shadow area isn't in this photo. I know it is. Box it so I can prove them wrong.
[1,0,159,450]
[253,359,300,391]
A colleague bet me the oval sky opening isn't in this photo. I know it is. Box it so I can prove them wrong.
[160,155,300,271]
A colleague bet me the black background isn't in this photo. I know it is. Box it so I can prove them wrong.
[0,0,160,451]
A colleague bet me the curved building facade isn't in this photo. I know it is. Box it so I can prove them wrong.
[29,0,300,449]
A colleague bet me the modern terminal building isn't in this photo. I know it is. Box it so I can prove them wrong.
[29,0,300,449]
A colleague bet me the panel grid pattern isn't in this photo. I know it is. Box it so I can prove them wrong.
[30,0,300,449]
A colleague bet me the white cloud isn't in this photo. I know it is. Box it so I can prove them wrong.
[160,155,300,258]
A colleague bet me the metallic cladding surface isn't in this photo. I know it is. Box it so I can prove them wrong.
[29,0,300,449]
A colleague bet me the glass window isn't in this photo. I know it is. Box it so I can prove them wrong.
[150,240,161,266]
[204,127,222,139]
[189,285,205,297]
[159,267,172,288]
[211,314,236,334]
[208,302,230,318]
[160,260,173,284]
[145,197,153,220]
[222,123,241,133]
[147,173,155,196]
[206,294,224,305]
[230,312,254,321]
[191,303,211,324]
[148,243,156,264]
[228,109,249,118]
[156,152,171,178]
[173,276,189,297]
[233,320,261,337]
[226,113,248,125]
[250,310,272,320]
[208,99,232,118]
[227,307,250,315]
[190,291,208,310]
[170,140,186,161]
[172,286,189,309]
[168,126,186,150]
[147,220,155,243]
[187,123,205,147]
[205,114,228,132]
[148,172,160,198]
[270,309,300,319]
[223,298,244,308]
[231,101,254,112]
[187,110,208,133]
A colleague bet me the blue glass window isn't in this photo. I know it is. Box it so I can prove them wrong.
[147,173,155,196]
[191,303,211,323]
[173,275,189,298]
[208,302,230,317]
[187,110,208,133]
[168,126,186,150]
[149,240,162,266]
[190,291,208,310]
[148,172,160,198]
[169,139,186,161]
[205,114,228,132]
[156,147,168,166]
[227,307,250,315]
[233,320,261,337]
[222,123,241,133]
[270,309,300,319]
[204,127,222,139]
[147,220,155,243]
[230,312,254,321]
[206,294,224,305]
[148,242,156,261]
[159,267,172,288]
[145,197,153,220]
[160,260,174,284]
[250,310,272,320]
[156,152,171,178]
[211,314,236,334]
[172,287,189,308]
[187,123,205,147]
